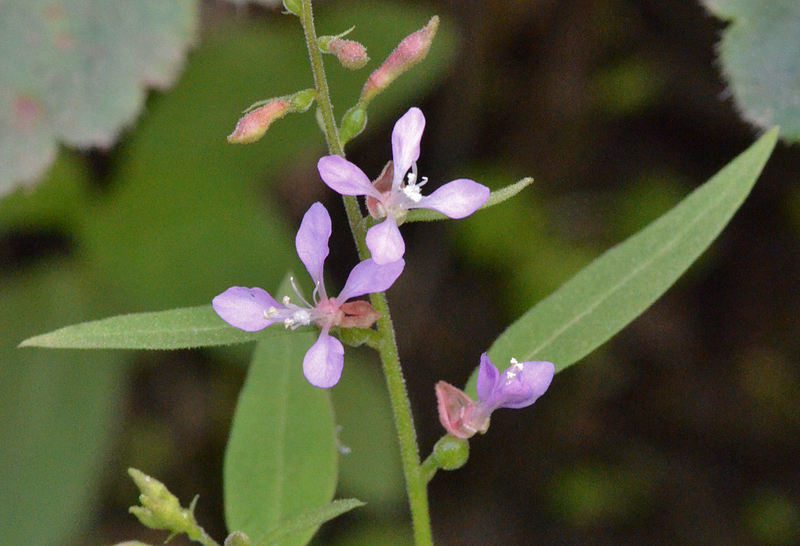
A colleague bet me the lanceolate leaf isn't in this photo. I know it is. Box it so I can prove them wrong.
[224,334,337,545]
[17,305,305,350]
[468,128,777,391]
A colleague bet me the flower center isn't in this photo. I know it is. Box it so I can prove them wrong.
[400,164,428,203]
[504,358,524,383]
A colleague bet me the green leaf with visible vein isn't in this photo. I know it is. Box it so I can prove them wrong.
[20,273,310,350]
[703,0,800,141]
[255,498,365,545]
[17,305,306,350]
[405,177,533,223]
[467,128,777,392]
[225,334,337,545]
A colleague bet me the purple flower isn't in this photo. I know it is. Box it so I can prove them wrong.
[317,107,490,264]
[435,353,554,438]
[213,202,404,388]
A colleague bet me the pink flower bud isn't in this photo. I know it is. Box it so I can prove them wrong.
[361,16,439,103]
[328,38,369,70]
[227,99,291,144]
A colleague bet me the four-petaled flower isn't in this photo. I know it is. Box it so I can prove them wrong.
[436,353,555,438]
[213,202,404,388]
[317,107,490,264]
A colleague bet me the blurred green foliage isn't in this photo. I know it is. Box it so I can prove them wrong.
[1,1,799,544]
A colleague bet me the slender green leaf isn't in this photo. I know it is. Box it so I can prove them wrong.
[405,177,534,223]
[704,0,800,140]
[256,498,365,545]
[224,334,337,545]
[467,128,777,391]
[17,305,309,350]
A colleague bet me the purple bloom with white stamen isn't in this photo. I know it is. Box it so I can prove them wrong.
[317,107,490,264]
[213,202,404,388]
[435,353,554,438]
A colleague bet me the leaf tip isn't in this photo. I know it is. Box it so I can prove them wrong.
[17,336,37,348]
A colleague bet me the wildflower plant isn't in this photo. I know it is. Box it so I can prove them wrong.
[18,1,780,545]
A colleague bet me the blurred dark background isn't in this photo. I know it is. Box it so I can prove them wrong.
[3,0,798,544]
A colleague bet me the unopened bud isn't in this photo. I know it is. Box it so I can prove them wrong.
[339,105,368,144]
[282,0,301,16]
[227,99,291,144]
[327,38,369,70]
[361,15,439,103]
[432,434,469,470]
[127,468,200,538]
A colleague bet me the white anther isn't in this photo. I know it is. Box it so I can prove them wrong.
[506,358,524,380]
[282,296,291,305]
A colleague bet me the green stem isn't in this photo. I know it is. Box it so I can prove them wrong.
[298,2,432,544]
[419,453,440,484]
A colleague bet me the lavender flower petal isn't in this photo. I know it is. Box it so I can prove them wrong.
[365,216,406,264]
[337,258,405,301]
[302,330,345,388]
[295,202,331,291]
[476,353,500,402]
[416,179,489,218]
[498,360,555,409]
[391,107,425,188]
[212,286,281,332]
[317,155,380,198]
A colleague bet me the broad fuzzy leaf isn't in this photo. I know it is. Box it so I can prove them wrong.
[704,1,800,140]
[0,0,197,195]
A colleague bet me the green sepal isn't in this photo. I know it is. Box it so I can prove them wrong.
[340,104,368,146]
[336,326,381,349]
[282,0,301,16]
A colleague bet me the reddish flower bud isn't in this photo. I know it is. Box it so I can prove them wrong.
[327,38,369,70]
[360,16,439,103]
[227,99,290,144]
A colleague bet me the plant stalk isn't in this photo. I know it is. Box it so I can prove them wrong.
[298,1,433,544]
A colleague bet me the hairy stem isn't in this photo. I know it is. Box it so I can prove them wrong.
[298,1,432,543]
